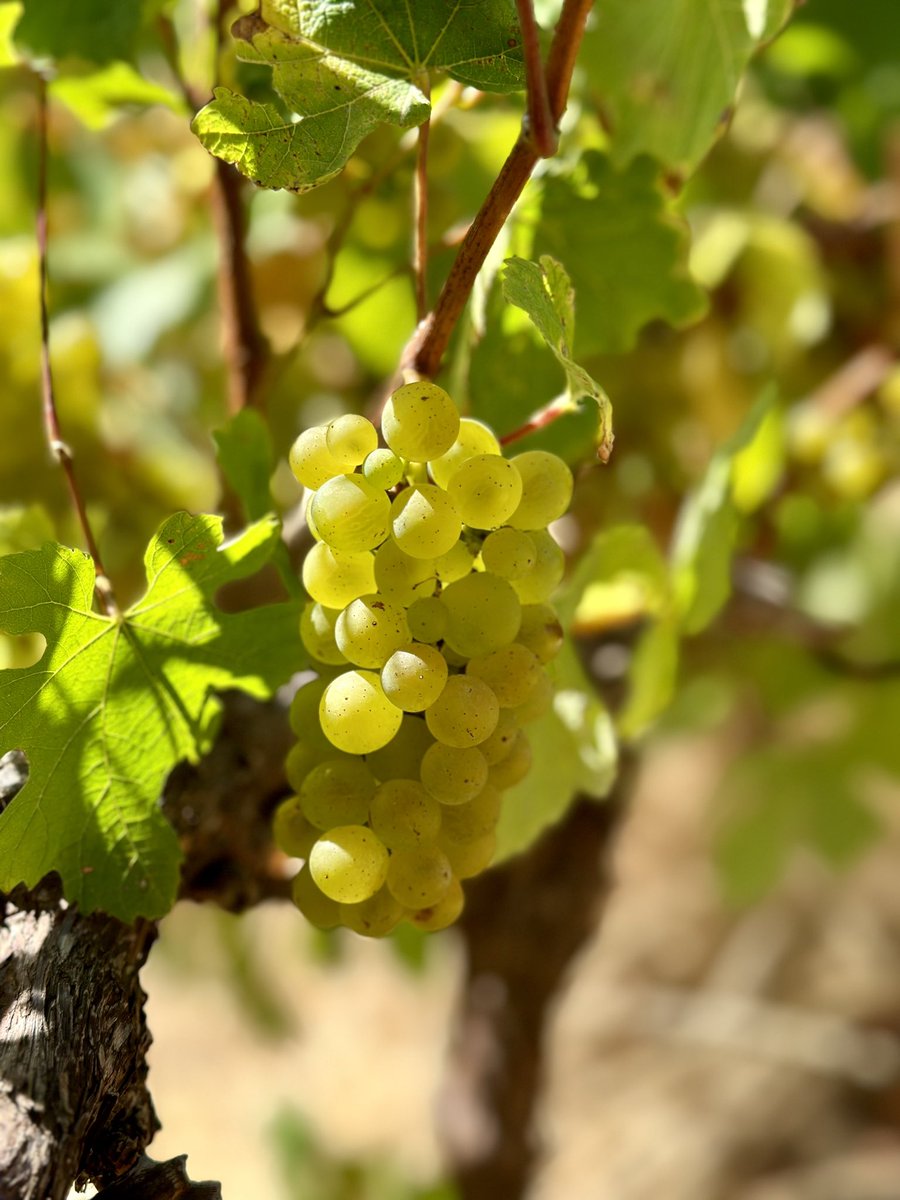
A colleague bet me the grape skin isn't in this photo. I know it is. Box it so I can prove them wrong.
[310,474,390,553]
[320,670,403,754]
[381,381,460,461]
[309,825,390,903]
[425,675,500,748]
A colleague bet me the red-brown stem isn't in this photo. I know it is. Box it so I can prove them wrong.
[516,0,557,157]
[411,0,594,379]
[499,397,571,446]
[35,76,117,616]
[414,81,431,321]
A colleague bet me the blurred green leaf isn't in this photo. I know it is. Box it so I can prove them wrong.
[213,409,275,523]
[50,62,184,130]
[13,0,144,65]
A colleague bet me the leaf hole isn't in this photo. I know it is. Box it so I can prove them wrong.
[1,633,47,671]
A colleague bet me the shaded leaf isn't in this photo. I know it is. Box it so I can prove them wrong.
[213,409,275,523]
[13,0,143,66]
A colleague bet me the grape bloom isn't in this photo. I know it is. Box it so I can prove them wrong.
[274,381,571,936]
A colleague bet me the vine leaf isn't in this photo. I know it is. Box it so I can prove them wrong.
[193,1,524,191]
[0,513,304,922]
[11,0,144,66]
[502,254,614,461]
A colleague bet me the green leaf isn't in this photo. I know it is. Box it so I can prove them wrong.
[532,152,708,356]
[213,409,275,523]
[13,0,144,65]
[50,62,184,130]
[583,0,796,178]
[502,255,613,460]
[0,514,304,921]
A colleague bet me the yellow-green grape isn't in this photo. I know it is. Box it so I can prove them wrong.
[300,602,347,666]
[408,877,465,932]
[516,603,564,664]
[373,539,435,605]
[390,484,461,558]
[272,795,319,858]
[420,742,488,805]
[335,593,410,668]
[440,784,502,842]
[363,447,405,490]
[466,642,542,708]
[309,474,390,553]
[309,825,390,903]
[480,527,536,579]
[365,714,434,781]
[289,677,332,743]
[429,418,501,489]
[511,669,554,724]
[302,542,376,609]
[488,729,533,788]
[320,670,403,753]
[425,675,500,748]
[386,844,453,908]
[439,831,496,880]
[822,436,886,499]
[381,380,460,461]
[508,450,574,530]
[477,709,519,765]
[326,413,378,468]
[285,737,336,790]
[440,572,521,658]
[407,595,448,643]
[289,426,347,489]
[510,529,565,603]
[292,863,342,929]
[448,454,523,530]
[368,778,441,849]
[340,887,404,938]
[381,643,448,712]
[299,758,377,828]
[434,538,477,584]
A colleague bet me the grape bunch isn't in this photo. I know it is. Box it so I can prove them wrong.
[273,381,571,936]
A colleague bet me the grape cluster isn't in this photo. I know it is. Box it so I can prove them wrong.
[273,381,571,936]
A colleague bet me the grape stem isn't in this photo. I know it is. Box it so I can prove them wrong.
[516,0,557,159]
[499,397,573,448]
[34,74,118,617]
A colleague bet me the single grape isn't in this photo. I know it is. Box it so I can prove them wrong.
[289,426,346,490]
[429,418,501,489]
[310,474,390,553]
[309,825,390,903]
[390,484,461,558]
[439,784,502,841]
[373,538,435,605]
[300,602,347,666]
[334,593,410,669]
[386,844,453,908]
[285,737,336,790]
[381,381,460,461]
[340,887,404,938]
[289,677,332,742]
[408,877,465,932]
[516,603,564,663]
[480,527,536,579]
[477,709,519,765]
[300,757,377,828]
[407,595,448,643]
[508,450,573,529]
[420,742,488,805]
[511,669,554,723]
[272,795,319,858]
[425,675,500,748]
[433,538,477,584]
[488,729,533,788]
[448,454,523,529]
[511,529,565,603]
[441,572,521,658]
[365,714,434,781]
[438,830,497,879]
[363,447,405,490]
[381,643,448,712]
[292,863,342,929]
[368,778,441,849]
[466,643,542,708]
[326,413,378,467]
[320,670,403,753]
[302,542,376,609]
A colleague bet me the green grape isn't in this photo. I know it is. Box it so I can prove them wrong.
[508,450,574,530]
[292,863,342,929]
[439,784,502,841]
[386,844,453,908]
[381,643,448,712]
[309,825,390,903]
[441,572,521,658]
[368,778,441,849]
[425,675,500,748]
[477,709,519,765]
[511,529,565,603]
[363,447,405,490]
[320,670,403,753]
[407,595,448,643]
[429,418,501,489]
[300,757,377,829]
[289,677,332,742]
[438,830,496,879]
[335,593,411,668]
[310,474,390,553]
[365,714,434,781]
[488,729,532,788]
[340,887,404,938]
[390,484,461,559]
[448,454,523,529]
[511,669,554,724]
[326,413,378,467]
[466,642,542,708]
[408,877,465,932]
[285,737,337,790]
[420,742,488,805]
[302,542,376,609]
[373,538,435,605]
[433,538,477,584]
[381,380,460,461]
[272,795,319,858]
[480,527,536,579]
[300,602,347,666]
[289,426,347,490]
[516,603,564,663]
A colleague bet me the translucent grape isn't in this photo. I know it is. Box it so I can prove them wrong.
[441,572,521,658]
[300,757,376,828]
[292,863,342,929]
[433,538,476,584]
[508,450,574,529]
[365,715,434,781]
[477,709,519,765]
[335,594,410,668]
[285,737,336,790]
[368,778,441,849]
[511,669,554,723]
[439,831,496,879]
[429,418,501,489]
[408,877,465,932]
[300,602,347,666]
[381,381,460,461]
[420,742,488,805]
[373,539,435,605]
[481,527,536,579]
[302,542,376,609]
[488,729,533,788]
[340,887,404,938]
[425,675,500,748]
[272,795,319,858]
[386,844,453,908]
[309,825,389,903]
[310,474,390,553]
[390,484,461,558]
[516,603,564,663]
[363,447,405,491]
[439,784,502,841]
[381,643,448,712]
[289,426,346,490]
[448,454,523,529]
[511,529,565,603]
[326,413,378,467]
[320,670,403,753]
[466,643,542,708]
[407,595,448,643]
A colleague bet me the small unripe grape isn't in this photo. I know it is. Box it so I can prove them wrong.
[335,594,410,668]
[320,670,403,753]
[407,595,448,643]
[516,603,564,664]
[340,887,404,938]
[448,454,523,529]
[302,542,375,609]
[386,844,453,907]
[488,729,533,788]
[300,602,347,666]
[292,863,342,928]
[441,572,521,658]
[363,447,405,490]
[368,778,441,849]
[511,529,565,603]
[374,538,435,605]
[300,757,376,828]
[429,418,501,489]
[420,742,488,805]
[381,643,448,711]
[391,485,461,558]
[425,675,500,748]
[272,795,318,858]
[439,831,497,879]
[408,877,465,932]
[481,527,536,579]
[466,643,542,708]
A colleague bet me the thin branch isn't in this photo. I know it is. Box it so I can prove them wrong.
[414,88,432,321]
[35,76,118,617]
[516,0,557,157]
